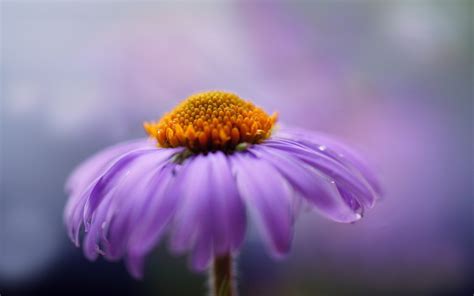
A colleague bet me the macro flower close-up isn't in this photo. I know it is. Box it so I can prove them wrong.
[64,91,380,294]
[1,1,471,295]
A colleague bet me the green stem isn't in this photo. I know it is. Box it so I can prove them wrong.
[210,253,236,296]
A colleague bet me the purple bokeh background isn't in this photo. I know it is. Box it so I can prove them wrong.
[1,1,472,295]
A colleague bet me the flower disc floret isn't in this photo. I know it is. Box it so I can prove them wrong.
[144,91,277,152]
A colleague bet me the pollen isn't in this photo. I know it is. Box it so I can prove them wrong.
[144,91,278,152]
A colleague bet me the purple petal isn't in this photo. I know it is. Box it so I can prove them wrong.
[66,138,154,193]
[65,140,153,244]
[127,163,182,259]
[169,155,210,254]
[275,126,382,195]
[207,152,246,254]
[125,254,145,279]
[83,192,114,260]
[66,147,156,242]
[191,230,213,271]
[81,148,180,261]
[83,148,157,229]
[103,149,179,259]
[262,138,377,209]
[252,145,361,223]
[169,152,246,270]
[338,186,363,214]
[65,185,92,245]
[230,152,293,256]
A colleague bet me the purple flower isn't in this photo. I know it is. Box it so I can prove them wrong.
[64,91,380,280]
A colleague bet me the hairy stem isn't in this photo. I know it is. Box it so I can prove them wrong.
[209,253,236,296]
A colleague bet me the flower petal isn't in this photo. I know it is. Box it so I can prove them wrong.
[83,148,157,229]
[104,148,179,259]
[275,126,382,195]
[64,139,154,244]
[66,185,93,245]
[83,192,114,260]
[207,151,246,254]
[231,152,293,256]
[66,138,153,193]
[169,154,210,255]
[191,230,213,271]
[170,152,246,270]
[82,148,180,261]
[263,138,377,209]
[125,254,145,279]
[252,145,361,223]
[127,163,182,259]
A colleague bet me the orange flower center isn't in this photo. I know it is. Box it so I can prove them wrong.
[144,91,277,152]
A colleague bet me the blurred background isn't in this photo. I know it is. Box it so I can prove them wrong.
[1,1,472,295]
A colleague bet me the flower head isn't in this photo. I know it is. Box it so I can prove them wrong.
[64,91,381,278]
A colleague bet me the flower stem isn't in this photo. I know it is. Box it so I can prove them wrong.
[210,253,235,296]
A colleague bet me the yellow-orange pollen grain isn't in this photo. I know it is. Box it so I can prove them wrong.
[144,91,278,152]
